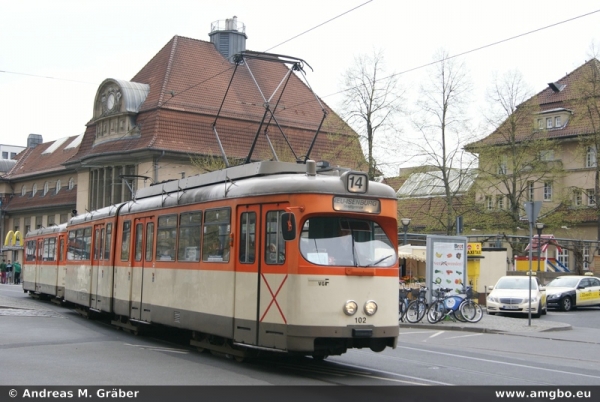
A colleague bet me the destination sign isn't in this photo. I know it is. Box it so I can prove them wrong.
[333,196,381,214]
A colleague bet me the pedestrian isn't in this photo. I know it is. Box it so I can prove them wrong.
[0,259,6,284]
[6,260,13,284]
[13,260,21,285]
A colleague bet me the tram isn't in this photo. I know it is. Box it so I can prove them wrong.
[23,160,399,359]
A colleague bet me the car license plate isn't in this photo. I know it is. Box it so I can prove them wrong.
[502,305,519,310]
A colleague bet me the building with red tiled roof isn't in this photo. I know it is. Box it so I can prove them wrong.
[1,18,366,262]
[466,58,600,272]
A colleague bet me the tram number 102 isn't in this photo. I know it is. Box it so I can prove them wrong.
[355,317,367,324]
[347,173,368,194]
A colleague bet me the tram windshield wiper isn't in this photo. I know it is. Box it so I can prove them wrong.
[361,254,394,267]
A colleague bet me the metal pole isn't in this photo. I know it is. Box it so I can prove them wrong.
[403,225,408,245]
[537,227,542,272]
[528,219,533,326]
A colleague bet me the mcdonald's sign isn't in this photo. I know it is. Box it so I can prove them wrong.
[4,230,23,247]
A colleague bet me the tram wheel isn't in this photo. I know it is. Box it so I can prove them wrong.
[312,354,327,361]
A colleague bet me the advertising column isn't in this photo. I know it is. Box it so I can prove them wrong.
[426,235,468,301]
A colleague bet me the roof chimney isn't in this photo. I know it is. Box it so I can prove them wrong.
[209,16,247,60]
[27,134,43,148]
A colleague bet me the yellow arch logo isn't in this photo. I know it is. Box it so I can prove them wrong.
[4,230,22,247]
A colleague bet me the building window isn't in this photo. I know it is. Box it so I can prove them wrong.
[47,214,55,226]
[527,181,534,202]
[498,156,507,175]
[557,248,569,270]
[546,118,553,129]
[60,213,68,224]
[586,146,597,168]
[1,151,7,159]
[56,180,62,193]
[583,246,590,271]
[537,119,543,129]
[587,188,596,206]
[540,150,554,161]
[21,185,27,196]
[10,152,16,159]
[68,177,75,190]
[485,196,493,210]
[496,195,504,210]
[544,182,553,201]
[574,189,582,206]
[555,116,562,127]
[43,181,49,196]
[32,183,38,197]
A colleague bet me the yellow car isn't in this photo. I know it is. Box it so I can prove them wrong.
[486,275,547,318]
[545,274,600,311]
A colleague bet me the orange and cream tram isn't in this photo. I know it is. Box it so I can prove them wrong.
[22,223,68,298]
[23,160,399,359]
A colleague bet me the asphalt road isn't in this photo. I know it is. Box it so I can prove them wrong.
[2,284,600,393]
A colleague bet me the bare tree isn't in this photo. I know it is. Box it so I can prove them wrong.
[574,51,600,240]
[339,50,404,179]
[466,69,569,259]
[410,48,476,235]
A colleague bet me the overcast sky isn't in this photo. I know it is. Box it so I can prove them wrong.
[1,0,599,174]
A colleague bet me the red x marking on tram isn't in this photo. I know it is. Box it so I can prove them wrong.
[260,274,288,324]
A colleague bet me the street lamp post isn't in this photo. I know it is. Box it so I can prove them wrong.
[536,222,544,272]
[401,218,411,245]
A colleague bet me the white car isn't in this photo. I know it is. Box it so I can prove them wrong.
[545,274,600,311]
[486,275,547,318]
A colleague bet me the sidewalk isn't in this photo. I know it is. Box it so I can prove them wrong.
[400,312,572,333]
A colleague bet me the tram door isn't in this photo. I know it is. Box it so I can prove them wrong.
[234,204,288,350]
[35,239,43,292]
[130,218,154,322]
[90,224,106,311]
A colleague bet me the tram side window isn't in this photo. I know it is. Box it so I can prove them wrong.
[83,227,92,260]
[26,240,36,261]
[178,211,202,262]
[239,212,256,264]
[156,214,177,261]
[43,238,56,261]
[59,238,64,262]
[135,223,144,262]
[121,221,131,261]
[145,222,154,262]
[104,223,112,260]
[94,228,103,260]
[68,228,91,260]
[265,210,285,265]
[203,208,231,262]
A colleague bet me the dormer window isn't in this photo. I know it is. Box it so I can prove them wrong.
[555,116,562,127]
[546,118,553,129]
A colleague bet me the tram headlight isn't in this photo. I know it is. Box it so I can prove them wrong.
[343,300,358,316]
[364,300,378,316]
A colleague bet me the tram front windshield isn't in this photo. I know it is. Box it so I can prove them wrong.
[300,217,396,267]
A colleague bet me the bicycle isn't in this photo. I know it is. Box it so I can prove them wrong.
[456,286,483,323]
[405,286,428,323]
[398,285,410,322]
[427,287,468,323]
